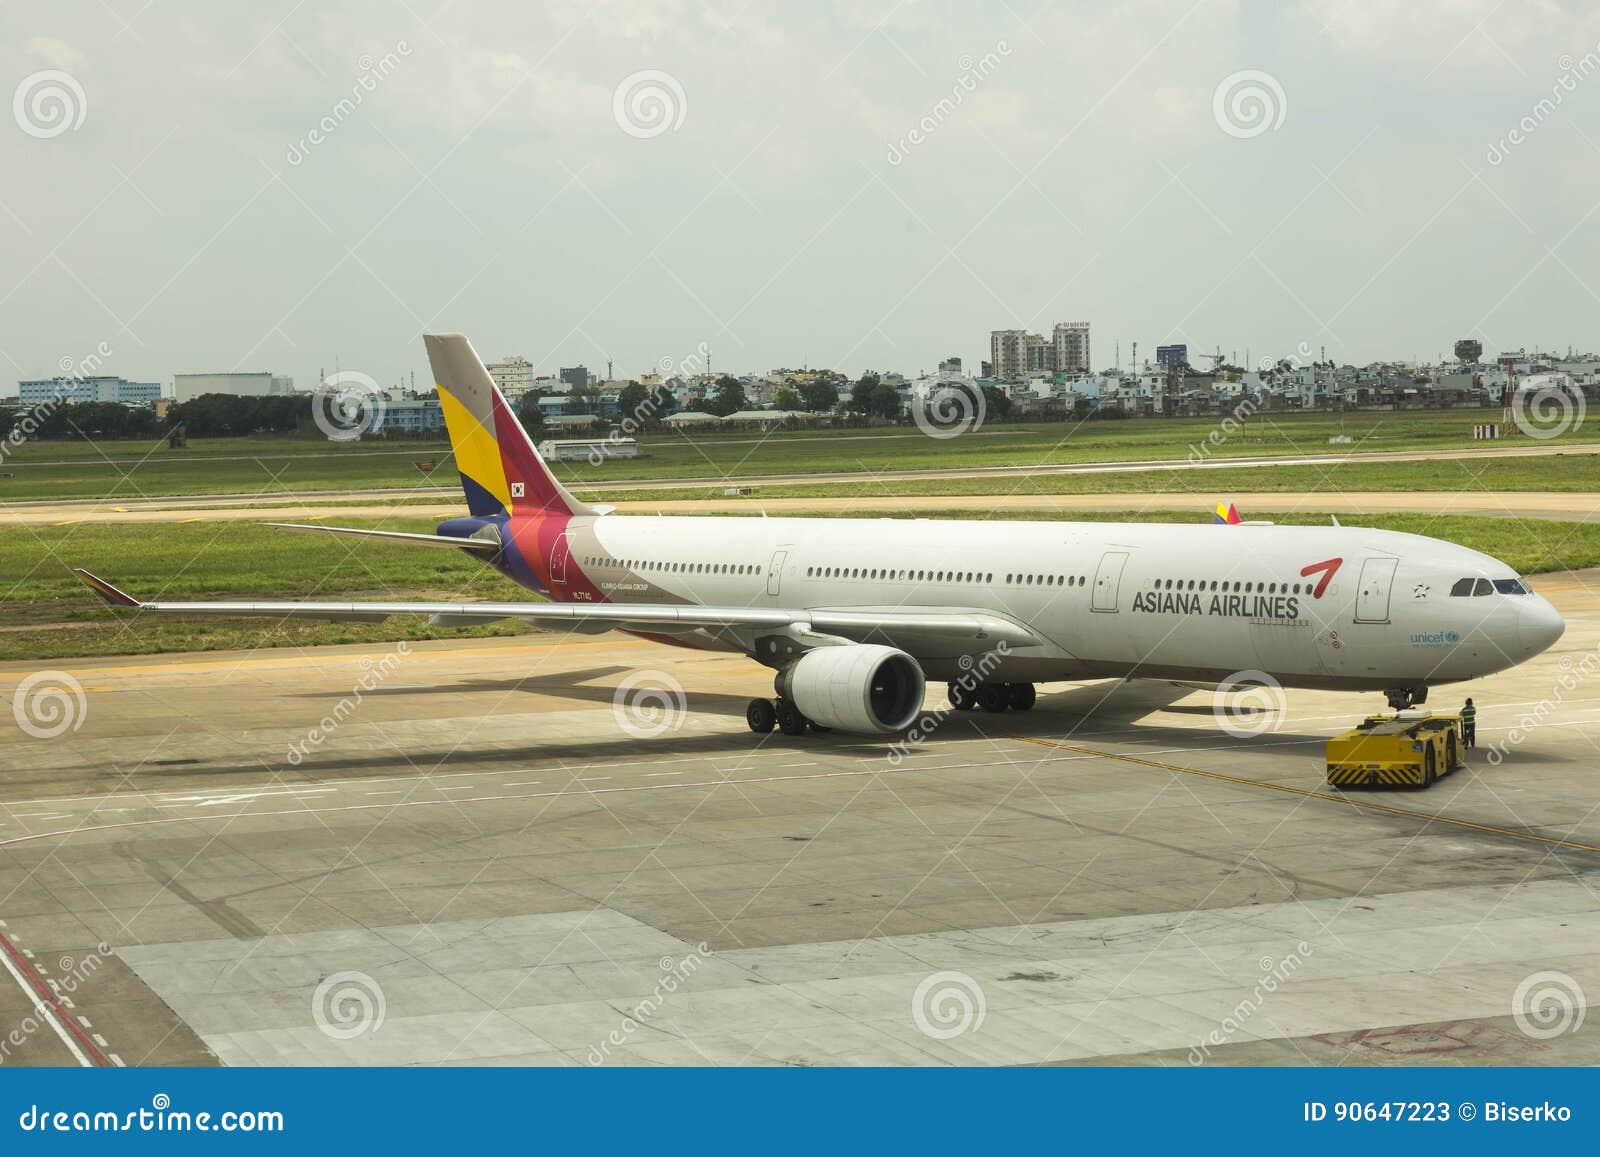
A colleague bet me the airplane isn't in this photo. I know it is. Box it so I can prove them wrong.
[75,333,1566,738]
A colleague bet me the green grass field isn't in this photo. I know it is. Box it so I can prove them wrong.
[0,408,1583,502]
[6,511,1595,662]
[596,450,1600,503]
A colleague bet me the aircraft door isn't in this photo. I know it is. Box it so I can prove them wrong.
[767,550,788,596]
[1355,557,1398,624]
[1092,551,1129,613]
[549,532,572,587]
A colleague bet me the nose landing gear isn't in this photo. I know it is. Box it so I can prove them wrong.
[1384,686,1429,711]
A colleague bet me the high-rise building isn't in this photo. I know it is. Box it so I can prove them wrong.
[990,322,1092,377]
[18,376,161,407]
[559,365,590,393]
[487,355,536,398]
[1155,343,1188,369]
[989,330,1029,378]
[1052,322,1091,373]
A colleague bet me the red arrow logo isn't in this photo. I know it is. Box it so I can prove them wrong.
[1300,557,1343,599]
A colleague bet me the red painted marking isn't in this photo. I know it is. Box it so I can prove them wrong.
[1300,557,1343,599]
[0,925,110,1066]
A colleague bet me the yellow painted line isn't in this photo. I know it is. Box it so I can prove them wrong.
[54,520,80,527]
[1011,735,1600,855]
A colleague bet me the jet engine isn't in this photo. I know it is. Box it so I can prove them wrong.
[776,644,925,734]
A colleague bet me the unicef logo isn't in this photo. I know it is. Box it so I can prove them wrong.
[1444,630,1461,645]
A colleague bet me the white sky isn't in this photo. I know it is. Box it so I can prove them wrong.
[2,0,1598,391]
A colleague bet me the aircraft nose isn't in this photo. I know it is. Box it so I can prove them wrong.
[1518,599,1565,657]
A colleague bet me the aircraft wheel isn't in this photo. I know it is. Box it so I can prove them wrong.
[1006,682,1037,711]
[976,684,1009,713]
[775,698,809,737]
[746,698,776,734]
[947,681,977,711]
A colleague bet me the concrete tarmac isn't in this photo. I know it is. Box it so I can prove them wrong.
[1,576,1598,1066]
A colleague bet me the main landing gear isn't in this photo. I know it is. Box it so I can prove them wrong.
[948,681,1037,714]
[746,697,829,736]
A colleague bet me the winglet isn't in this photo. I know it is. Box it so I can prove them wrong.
[1212,502,1242,525]
[74,568,141,608]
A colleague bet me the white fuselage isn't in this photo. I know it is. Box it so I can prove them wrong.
[541,514,1564,691]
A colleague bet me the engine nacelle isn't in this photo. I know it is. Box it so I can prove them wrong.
[776,644,925,734]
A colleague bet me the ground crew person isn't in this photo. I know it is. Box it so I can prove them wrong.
[1461,697,1476,748]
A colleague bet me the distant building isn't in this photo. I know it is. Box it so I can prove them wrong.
[1454,339,1483,364]
[538,437,638,461]
[559,365,590,393]
[19,376,161,407]
[990,322,1091,378]
[1156,343,1188,369]
[381,398,444,432]
[487,355,536,399]
[939,356,963,374]
[173,371,293,402]
[1052,322,1091,373]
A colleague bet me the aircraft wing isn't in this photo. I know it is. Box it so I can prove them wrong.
[73,569,1040,647]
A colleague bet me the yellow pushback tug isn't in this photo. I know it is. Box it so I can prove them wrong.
[1326,711,1464,790]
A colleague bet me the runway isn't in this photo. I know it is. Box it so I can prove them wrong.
[2,577,1598,1066]
[6,490,1600,527]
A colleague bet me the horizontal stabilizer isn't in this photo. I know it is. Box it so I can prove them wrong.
[263,523,500,551]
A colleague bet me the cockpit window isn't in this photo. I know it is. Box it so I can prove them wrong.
[1449,578,1474,597]
[1472,578,1493,596]
[1493,578,1529,595]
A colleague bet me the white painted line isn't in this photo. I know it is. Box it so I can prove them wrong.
[78,1016,91,1028]
[503,780,541,787]
[92,1034,108,1047]
[109,1054,124,1067]
[0,936,90,1067]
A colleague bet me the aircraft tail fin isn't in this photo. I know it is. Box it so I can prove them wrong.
[1213,501,1242,525]
[423,333,597,520]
